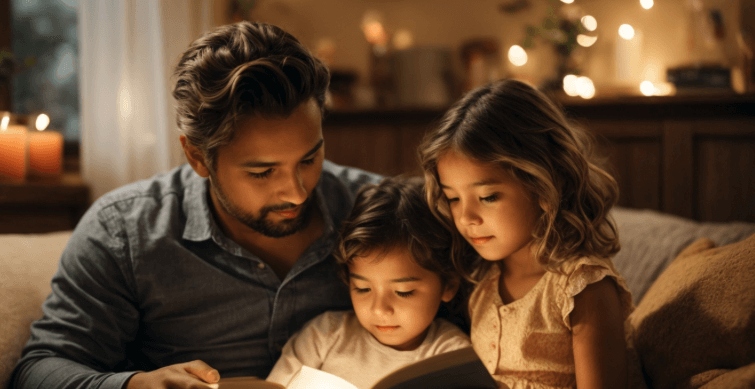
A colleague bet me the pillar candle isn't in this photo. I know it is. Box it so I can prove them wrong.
[28,129,63,177]
[0,125,27,181]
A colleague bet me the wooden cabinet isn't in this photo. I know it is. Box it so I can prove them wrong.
[323,94,755,222]
[0,173,90,233]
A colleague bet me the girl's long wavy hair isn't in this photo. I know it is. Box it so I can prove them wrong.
[419,79,620,282]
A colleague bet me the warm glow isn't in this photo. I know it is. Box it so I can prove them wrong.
[619,24,635,40]
[508,45,528,67]
[640,81,655,96]
[563,75,579,96]
[576,76,596,99]
[640,0,654,9]
[35,114,50,131]
[581,15,597,31]
[393,29,414,50]
[655,82,676,96]
[577,34,598,47]
[0,114,8,131]
[560,0,574,3]
[363,22,388,45]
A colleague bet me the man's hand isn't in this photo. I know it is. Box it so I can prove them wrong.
[125,360,221,389]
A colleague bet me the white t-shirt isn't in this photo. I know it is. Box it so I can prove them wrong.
[266,310,471,389]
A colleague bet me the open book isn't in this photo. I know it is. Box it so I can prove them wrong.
[214,346,497,389]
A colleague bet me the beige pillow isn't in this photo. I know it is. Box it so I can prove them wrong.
[628,234,755,389]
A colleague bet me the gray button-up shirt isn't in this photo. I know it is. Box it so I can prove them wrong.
[11,161,381,389]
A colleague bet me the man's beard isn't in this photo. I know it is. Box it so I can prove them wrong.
[210,179,316,238]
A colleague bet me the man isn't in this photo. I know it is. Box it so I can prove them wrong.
[11,21,380,389]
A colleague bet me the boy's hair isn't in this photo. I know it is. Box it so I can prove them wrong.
[172,21,330,172]
[334,177,456,287]
[419,79,620,282]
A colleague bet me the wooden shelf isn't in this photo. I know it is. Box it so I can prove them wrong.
[0,172,90,233]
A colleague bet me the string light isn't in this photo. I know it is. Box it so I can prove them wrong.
[508,45,528,66]
[618,24,635,40]
[640,0,654,10]
[577,34,598,47]
[563,75,579,96]
[581,15,597,31]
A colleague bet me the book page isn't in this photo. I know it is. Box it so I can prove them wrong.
[287,365,359,389]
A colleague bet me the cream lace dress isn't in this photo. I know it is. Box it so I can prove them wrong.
[468,256,635,389]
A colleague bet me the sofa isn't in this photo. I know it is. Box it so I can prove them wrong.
[1,207,754,389]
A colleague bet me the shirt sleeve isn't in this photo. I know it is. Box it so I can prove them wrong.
[558,256,635,330]
[266,311,344,387]
[10,203,140,389]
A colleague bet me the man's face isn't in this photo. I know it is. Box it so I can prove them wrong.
[209,98,325,238]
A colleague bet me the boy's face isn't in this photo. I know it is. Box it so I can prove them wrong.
[348,246,457,351]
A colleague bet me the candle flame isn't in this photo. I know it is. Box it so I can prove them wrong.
[1,114,9,131]
[36,114,50,131]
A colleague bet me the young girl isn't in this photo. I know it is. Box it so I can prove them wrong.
[266,177,471,389]
[419,79,635,389]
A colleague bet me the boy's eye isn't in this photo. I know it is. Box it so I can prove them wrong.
[249,169,273,179]
[300,157,316,166]
[480,194,499,203]
[352,287,370,294]
[396,290,415,298]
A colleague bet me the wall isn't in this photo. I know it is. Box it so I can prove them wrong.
[217,0,746,96]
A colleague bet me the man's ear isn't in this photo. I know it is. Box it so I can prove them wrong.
[181,135,210,178]
[441,277,460,303]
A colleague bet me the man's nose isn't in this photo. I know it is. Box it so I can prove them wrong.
[278,169,307,205]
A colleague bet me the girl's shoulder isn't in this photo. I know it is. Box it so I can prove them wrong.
[548,256,635,328]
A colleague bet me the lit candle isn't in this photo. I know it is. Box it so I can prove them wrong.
[0,115,28,181]
[27,114,63,178]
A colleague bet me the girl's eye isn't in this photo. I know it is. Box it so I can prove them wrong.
[445,196,459,204]
[396,290,415,298]
[481,194,499,203]
[249,169,273,179]
[300,157,316,166]
[352,287,370,294]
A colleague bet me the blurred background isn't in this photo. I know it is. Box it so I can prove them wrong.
[1,0,754,233]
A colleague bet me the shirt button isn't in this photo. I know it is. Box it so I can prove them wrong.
[257,262,265,269]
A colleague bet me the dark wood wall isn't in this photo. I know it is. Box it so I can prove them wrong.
[322,94,755,223]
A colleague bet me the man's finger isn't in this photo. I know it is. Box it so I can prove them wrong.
[183,360,221,383]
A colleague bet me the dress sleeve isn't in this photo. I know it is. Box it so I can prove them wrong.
[266,311,344,386]
[558,257,635,330]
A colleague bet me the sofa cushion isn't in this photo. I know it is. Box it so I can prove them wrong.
[0,231,72,388]
[627,234,755,389]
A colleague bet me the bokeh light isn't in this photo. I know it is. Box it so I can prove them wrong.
[36,113,50,131]
[563,75,579,96]
[508,45,528,67]
[619,24,635,40]
[576,76,596,99]
[640,81,655,96]
[577,34,598,47]
[581,15,597,31]
[640,0,654,10]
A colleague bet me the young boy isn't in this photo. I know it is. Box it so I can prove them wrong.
[266,177,471,389]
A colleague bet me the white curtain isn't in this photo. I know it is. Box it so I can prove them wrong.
[78,0,215,201]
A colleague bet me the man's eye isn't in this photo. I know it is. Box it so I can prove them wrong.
[249,169,273,179]
[300,158,316,166]
[396,290,415,298]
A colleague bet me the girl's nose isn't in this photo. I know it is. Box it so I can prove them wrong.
[458,202,482,226]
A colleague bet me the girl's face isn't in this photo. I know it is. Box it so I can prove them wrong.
[436,150,541,263]
[348,245,457,351]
